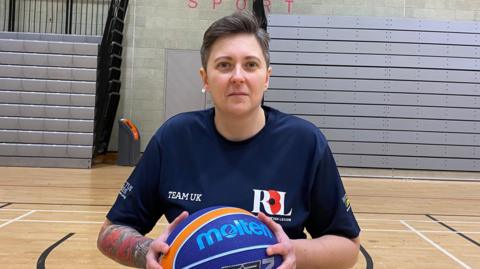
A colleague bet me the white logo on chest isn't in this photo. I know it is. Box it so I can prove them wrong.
[168,191,202,202]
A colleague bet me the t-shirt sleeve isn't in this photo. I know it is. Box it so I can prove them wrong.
[305,139,361,239]
[106,134,165,235]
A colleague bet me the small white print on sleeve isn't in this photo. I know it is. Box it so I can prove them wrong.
[119,182,133,199]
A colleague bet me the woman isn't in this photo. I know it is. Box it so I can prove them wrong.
[97,11,360,269]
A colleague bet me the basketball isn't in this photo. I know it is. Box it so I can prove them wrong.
[160,206,282,269]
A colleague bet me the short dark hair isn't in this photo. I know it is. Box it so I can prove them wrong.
[200,11,270,69]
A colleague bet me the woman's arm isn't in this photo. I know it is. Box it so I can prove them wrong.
[97,219,153,268]
[260,212,360,269]
[97,212,189,268]
[292,235,360,269]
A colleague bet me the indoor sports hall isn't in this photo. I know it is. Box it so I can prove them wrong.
[1,0,479,268]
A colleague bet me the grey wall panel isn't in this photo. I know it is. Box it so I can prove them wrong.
[0,52,96,68]
[299,116,480,134]
[269,78,480,96]
[266,102,479,121]
[0,65,96,81]
[0,130,92,145]
[268,15,480,33]
[268,27,480,46]
[0,104,94,119]
[0,78,95,94]
[270,40,480,58]
[0,39,98,56]
[334,154,479,171]
[268,14,480,171]
[0,156,91,168]
[270,51,479,70]
[165,49,205,121]
[0,117,93,132]
[0,37,96,168]
[265,90,479,108]
[330,142,479,159]
[0,91,95,107]
[0,143,92,158]
[322,129,479,146]
[271,65,479,83]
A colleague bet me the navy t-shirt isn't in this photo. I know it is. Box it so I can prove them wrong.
[107,106,360,240]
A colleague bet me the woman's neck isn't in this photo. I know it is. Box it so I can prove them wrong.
[214,107,266,142]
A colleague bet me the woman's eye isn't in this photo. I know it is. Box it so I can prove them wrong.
[217,62,231,70]
[245,62,259,69]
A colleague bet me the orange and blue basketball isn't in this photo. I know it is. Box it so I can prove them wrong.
[160,206,282,269]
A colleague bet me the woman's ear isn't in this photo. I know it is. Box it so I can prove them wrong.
[199,67,208,91]
[264,66,272,90]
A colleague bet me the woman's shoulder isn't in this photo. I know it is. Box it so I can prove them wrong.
[268,107,321,133]
[153,109,213,139]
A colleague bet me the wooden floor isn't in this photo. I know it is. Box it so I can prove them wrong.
[0,164,479,269]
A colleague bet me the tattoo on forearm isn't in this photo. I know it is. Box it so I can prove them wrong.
[99,224,153,268]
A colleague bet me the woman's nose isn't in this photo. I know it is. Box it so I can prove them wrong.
[230,65,245,83]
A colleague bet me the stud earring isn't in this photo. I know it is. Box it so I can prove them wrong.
[201,88,206,93]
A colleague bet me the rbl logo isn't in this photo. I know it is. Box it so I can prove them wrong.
[252,189,292,216]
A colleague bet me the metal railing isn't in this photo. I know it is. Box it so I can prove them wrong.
[1,0,109,35]
[93,0,127,156]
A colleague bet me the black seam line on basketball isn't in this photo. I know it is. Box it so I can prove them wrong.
[37,233,75,269]
[0,201,112,207]
[425,214,480,248]
[360,245,374,269]
[0,203,12,209]
[357,212,480,218]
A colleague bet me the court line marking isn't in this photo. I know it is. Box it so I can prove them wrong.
[0,218,169,226]
[360,245,374,269]
[0,203,11,209]
[401,220,472,269]
[362,229,480,234]
[37,233,75,269]
[0,210,36,229]
[2,209,480,225]
[426,214,480,248]
[0,218,479,234]
[0,208,106,214]
[358,218,480,224]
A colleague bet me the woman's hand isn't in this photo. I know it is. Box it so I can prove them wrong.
[145,211,189,269]
[258,212,296,269]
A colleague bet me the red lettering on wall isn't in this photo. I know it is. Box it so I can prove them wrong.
[285,0,293,13]
[236,0,248,10]
[188,0,198,8]
[213,0,222,9]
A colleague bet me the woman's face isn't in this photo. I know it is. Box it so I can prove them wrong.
[200,33,271,117]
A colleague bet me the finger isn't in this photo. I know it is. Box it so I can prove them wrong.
[267,241,294,256]
[150,240,170,255]
[167,211,189,233]
[258,213,288,240]
[145,251,161,269]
